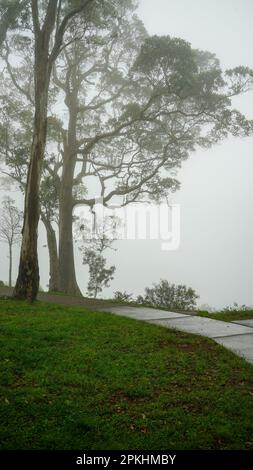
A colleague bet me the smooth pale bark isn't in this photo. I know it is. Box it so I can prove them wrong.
[58,89,82,296]
[13,2,57,300]
[41,213,60,292]
[59,177,81,295]
[13,72,50,299]
[12,0,93,300]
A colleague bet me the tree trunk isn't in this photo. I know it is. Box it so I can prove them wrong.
[58,154,82,296]
[11,0,90,300]
[8,243,12,288]
[41,213,60,292]
[58,90,82,296]
[13,99,48,299]
[94,285,98,299]
[13,30,52,301]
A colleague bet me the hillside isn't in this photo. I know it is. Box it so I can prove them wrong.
[0,299,253,449]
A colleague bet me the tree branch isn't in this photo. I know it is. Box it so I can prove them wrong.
[49,0,95,65]
[3,41,34,104]
[31,0,40,37]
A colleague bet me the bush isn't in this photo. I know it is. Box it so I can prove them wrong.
[221,302,251,313]
[137,279,198,311]
[0,280,5,287]
[114,291,133,302]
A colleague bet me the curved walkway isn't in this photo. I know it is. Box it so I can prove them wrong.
[102,306,253,364]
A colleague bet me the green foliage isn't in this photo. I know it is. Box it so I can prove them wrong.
[146,176,180,202]
[40,174,59,222]
[197,308,253,323]
[221,302,252,313]
[0,1,29,47]
[47,116,65,142]
[138,279,199,311]
[0,86,33,189]
[83,248,115,298]
[197,302,253,322]
[134,35,197,78]
[114,291,133,302]
[2,6,253,226]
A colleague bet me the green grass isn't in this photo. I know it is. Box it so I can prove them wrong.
[197,309,253,322]
[0,299,253,450]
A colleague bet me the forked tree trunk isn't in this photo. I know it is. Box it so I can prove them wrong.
[41,214,60,292]
[12,0,91,300]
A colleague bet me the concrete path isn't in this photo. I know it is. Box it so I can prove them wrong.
[232,319,253,328]
[103,306,253,365]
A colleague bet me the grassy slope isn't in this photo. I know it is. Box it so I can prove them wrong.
[0,300,253,450]
[0,286,144,311]
[197,310,253,322]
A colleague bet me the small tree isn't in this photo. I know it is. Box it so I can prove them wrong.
[0,197,22,287]
[75,214,119,298]
[83,249,115,298]
[138,279,199,311]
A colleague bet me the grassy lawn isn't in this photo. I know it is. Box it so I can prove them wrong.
[197,309,253,322]
[0,300,253,450]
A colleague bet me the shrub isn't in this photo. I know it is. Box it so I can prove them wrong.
[137,279,198,311]
[114,291,133,302]
[221,302,251,312]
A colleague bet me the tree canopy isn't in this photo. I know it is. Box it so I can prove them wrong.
[0,0,253,298]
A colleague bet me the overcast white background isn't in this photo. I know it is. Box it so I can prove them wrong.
[0,0,252,309]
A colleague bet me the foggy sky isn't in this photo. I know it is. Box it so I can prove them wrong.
[127,0,253,308]
[1,0,253,308]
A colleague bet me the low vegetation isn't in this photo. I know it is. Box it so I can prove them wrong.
[136,280,199,311]
[114,280,199,311]
[0,299,253,450]
[197,309,253,322]
[197,302,253,322]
